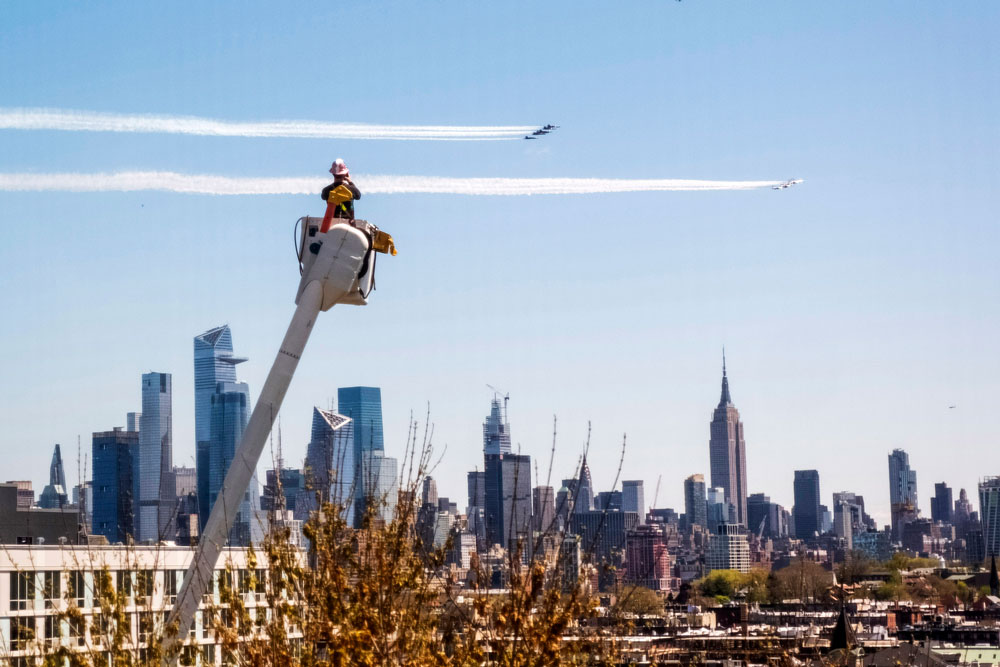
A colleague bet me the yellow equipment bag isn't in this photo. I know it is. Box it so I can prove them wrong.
[372,229,398,256]
[327,184,354,206]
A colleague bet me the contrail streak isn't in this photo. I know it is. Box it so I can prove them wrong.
[0,107,535,140]
[0,171,787,196]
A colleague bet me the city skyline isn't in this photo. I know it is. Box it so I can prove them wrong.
[5,344,993,531]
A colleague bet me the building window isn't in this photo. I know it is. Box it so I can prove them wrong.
[138,611,154,644]
[202,608,214,640]
[115,570,132,600]
[10,617,34,652]
[255,568,267,600]
[164,569,180,604]
[69,570,87,607]
[44,615,60,648]
[68,616,85,647]
[90,612,110,647]
[135,569,154,604]
[10,571,35,610]
[180,645,198,666]
[43,570,61,609]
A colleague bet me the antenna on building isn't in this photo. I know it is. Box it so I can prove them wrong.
[77,434,89,538]
[276,415,284,472]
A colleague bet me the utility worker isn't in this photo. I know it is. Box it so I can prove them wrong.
[320,159,361,232]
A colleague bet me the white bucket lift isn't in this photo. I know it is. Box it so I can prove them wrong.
[164,218,395,662]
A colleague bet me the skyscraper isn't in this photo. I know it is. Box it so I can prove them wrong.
[709,354,748,526]
[481,397,531,549]
[747,492,788,538]
[92,427,138,543]
[467,470,487,547]
[980,477,1000,560]
[932,482,954,524]
[482,396,511,455]
[573,455,594,514]
[888,448,918,539]
[338,386,385,454]
[194,325,248,531]
[622,480,645,524]
[467,471,486,510]
[38,444,69,509]
[683,474,707,530]
[359,450,398,525]
[421,477,439,508]
[126,412,141,432]
[793,470,821,539]
[337,387,387,526]
[304,407,354,524]
[532,485,555,533]
[955,488,974,536]
[706,487,729,533]
[485,453,532,548]
[139,372,173,542]
[209,380,258,545]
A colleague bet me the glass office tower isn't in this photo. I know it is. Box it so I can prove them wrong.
[194,325,248,531]
[139,372,173,542]
[337,386,384,454]
[92,427,138,543]
[305,407,355,525]
[208,380,258,545]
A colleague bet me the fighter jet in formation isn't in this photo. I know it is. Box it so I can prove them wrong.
[524,124,560,140]
[772,179,803,190]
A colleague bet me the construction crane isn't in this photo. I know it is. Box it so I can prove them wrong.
[486,383,510,419]
[163,216,395,662]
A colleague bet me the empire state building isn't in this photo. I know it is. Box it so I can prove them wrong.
[709,354,748,526]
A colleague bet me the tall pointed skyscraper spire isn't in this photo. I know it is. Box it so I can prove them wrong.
[719,348,732,406]
[709,351,748,526]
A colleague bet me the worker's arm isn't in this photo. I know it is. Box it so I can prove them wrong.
[345,180,361,200]
[320,183,334,201]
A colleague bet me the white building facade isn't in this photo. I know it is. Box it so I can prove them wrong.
[0,545,303,666]
[705,523,751,573]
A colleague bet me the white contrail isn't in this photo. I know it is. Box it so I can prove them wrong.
[0,171,787,196]
[0,107,536,140]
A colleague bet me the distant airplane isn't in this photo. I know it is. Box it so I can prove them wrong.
[532,129,549,136]
[772,178,804,190]
[542,124,560,130]
[949,405,957,409]
[523,135,537,140]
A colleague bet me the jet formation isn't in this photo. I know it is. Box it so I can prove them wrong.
[524,124,560,140]
[772,179,804,190]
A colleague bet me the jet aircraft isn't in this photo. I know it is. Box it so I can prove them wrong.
[772,179,803,190]
[523,135,537,140]
[542,124,560,130]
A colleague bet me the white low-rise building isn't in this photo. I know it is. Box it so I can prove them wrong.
[0,544,303,665]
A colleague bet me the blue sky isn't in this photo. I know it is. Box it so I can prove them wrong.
[1,2,998,523]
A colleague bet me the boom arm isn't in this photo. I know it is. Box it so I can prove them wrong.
[164,221,386,661]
